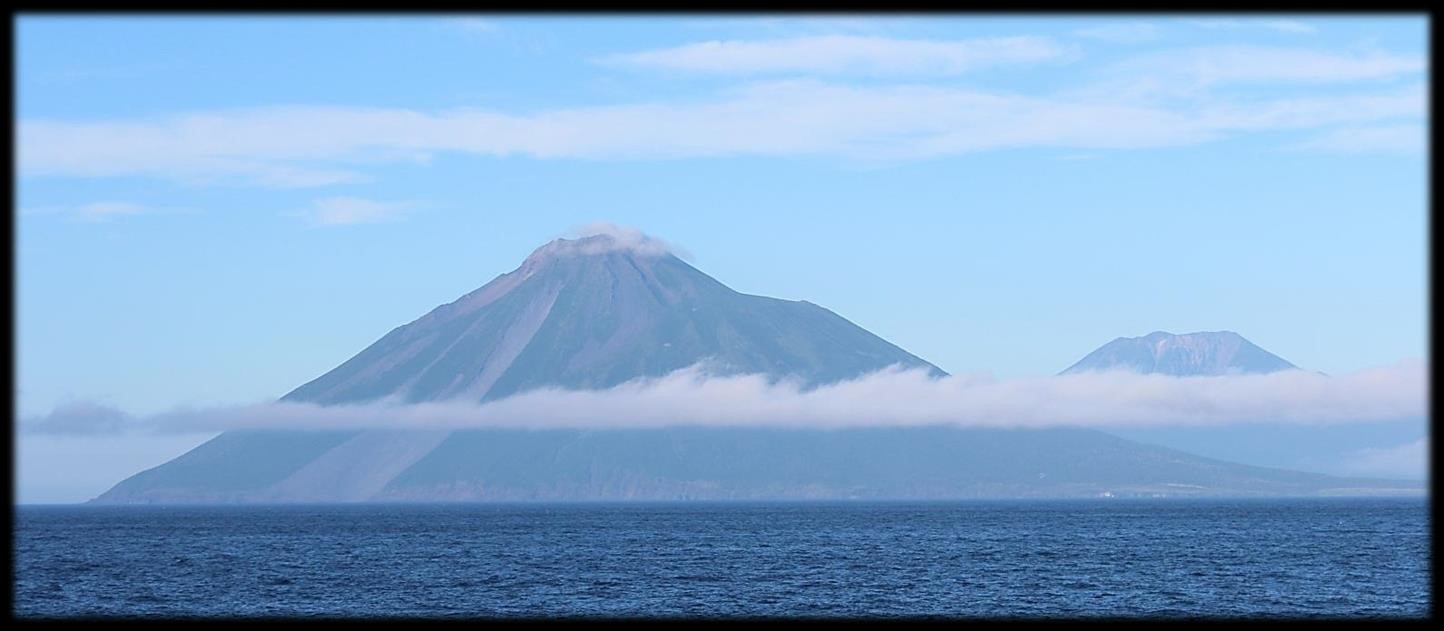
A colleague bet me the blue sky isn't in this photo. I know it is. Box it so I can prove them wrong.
[14,15,1429,502]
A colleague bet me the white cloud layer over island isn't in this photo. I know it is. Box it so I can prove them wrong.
[22,359,1427,435]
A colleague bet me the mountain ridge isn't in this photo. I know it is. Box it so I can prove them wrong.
[1059,330,1298,376]
[283,234,943,406]
[90,229,1420,503]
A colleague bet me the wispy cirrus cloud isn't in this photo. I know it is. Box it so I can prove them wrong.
[1093,46,1424,100]
[1183,18,1318,34]
[301,196,420,226]
[16,77,1424,187]
[447,16,500,35]
[1191,86,1423,131]
[20,201,196,223]
[20,359,1427,435]
[596,35,1070,76]
[1073,22,1161,44]
[677,16,926,36]
[13,116,368,188]
[1292,124,1426,154]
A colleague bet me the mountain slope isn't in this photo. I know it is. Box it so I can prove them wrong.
[91,232,1420,504]
[284,235,943,406]
[102,427,1422,503]
[1060,330,1297,376]
[95,233,945,503]
[381,427,1420,500]
[1061,331,1425,482]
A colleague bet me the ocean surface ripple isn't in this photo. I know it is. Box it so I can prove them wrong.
[14,498,1430,618]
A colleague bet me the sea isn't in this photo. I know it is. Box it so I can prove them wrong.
[13,498,1431,619]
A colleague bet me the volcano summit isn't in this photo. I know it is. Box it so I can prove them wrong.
[93,229,1419,503]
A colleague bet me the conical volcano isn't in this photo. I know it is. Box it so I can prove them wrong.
[92,228,1420,503]
[95,229,952,503]
[1060,331,1297,376]
[285,232,942,406]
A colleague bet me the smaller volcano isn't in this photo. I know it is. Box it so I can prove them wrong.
[1060,331,1297,376]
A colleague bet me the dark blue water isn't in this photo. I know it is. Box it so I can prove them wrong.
[14,498,1431,618]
